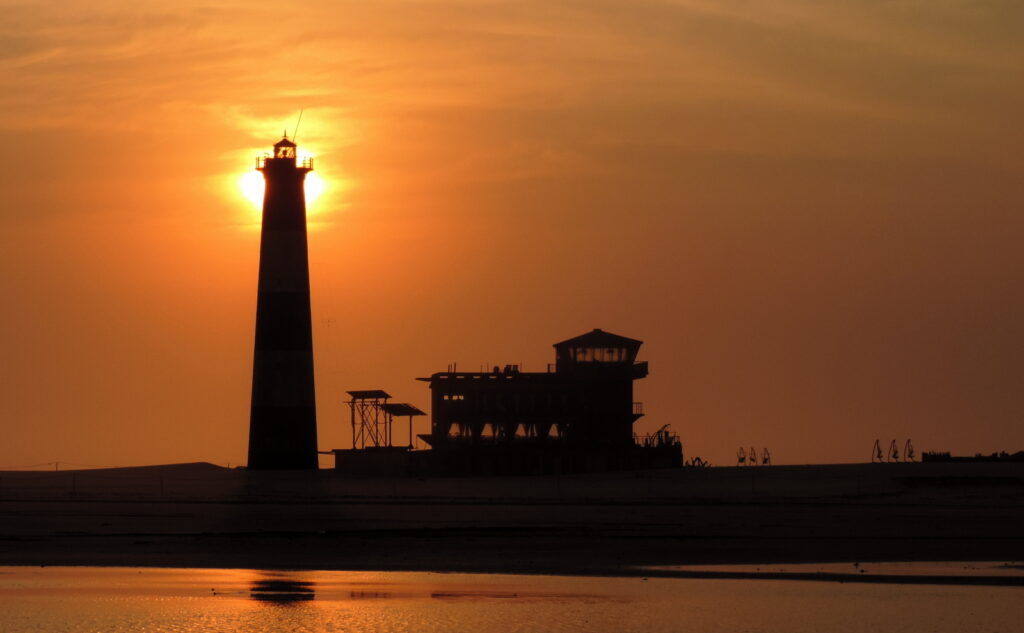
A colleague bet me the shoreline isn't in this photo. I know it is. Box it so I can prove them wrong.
[2,461,1022,585]
[2,555,1022,587]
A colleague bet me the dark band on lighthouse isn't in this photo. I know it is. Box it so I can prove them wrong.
[247,135,319,469]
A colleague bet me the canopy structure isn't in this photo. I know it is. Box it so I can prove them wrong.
[347,389,391,401]
[381,403,426,418]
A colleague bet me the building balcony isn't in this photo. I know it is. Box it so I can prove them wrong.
[256,155,314,170]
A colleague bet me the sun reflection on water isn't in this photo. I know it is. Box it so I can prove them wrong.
[0,567,1019,633]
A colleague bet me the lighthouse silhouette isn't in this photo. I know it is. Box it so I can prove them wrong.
[247,134,319,469]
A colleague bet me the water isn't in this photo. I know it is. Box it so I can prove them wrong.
[0,566,1020,632]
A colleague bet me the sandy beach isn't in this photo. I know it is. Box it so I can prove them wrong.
[1,461,1021,582]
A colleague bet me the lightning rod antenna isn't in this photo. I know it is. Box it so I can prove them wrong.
[292,108,305,144]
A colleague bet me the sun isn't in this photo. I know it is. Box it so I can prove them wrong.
[305,171,325,205]
[239,171,264,208]
[238,169,325,209]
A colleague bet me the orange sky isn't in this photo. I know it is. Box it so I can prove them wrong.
[1,0,1022,467]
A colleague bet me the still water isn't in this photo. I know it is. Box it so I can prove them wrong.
[0,566,1020,633]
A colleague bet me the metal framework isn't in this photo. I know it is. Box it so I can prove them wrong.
[737,446,772,466]
[347,390,425,449]
[872,438,915,463]
[348,390,391,449]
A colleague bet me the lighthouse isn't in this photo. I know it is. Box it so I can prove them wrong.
[247,134,319,469]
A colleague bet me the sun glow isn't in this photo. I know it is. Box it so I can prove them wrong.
[239,171,264,208]
[305,172,325,205]
[238,166,325,209]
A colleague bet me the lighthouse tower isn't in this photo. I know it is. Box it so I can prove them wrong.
[247,134,319,469]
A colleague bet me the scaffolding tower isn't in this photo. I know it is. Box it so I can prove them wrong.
[347,390,425,449]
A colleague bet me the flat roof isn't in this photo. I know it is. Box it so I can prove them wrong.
[346,389,391,400]
[381,403,426,417]
[417,371,547,379]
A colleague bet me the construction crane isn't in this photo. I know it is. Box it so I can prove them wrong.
[904,439,915,462]
[887,439,900,462]
[871,439,884,463]
[653,424,673,446]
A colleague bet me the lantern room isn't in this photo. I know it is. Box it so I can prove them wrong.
[273,134,297,159]
[256,133,313,172]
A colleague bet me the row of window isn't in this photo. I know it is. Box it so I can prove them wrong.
[563,347,631,363]
[440,392,574,408]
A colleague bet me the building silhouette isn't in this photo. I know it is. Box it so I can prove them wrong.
[421,329,647,447]
[247,135,319,469]
[328,329,681,475]
[413,329,681,474]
